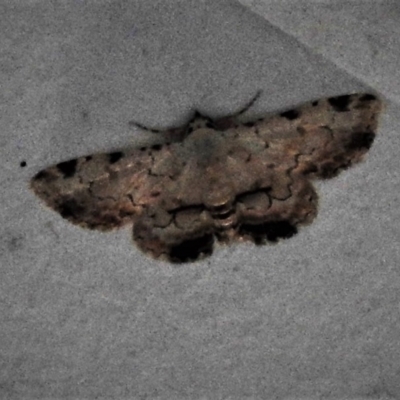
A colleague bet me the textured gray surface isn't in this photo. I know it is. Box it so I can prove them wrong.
[1,0,399,399]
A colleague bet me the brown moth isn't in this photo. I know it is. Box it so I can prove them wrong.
[31,93,382,262]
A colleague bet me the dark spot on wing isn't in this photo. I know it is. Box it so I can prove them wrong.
[359,94,376,102]
[89,212,120,228]
[346,132,375,151]
[280,109,300,120]
[333,155,346,163]
[312,101,319,107]
[240,220,297,243]
[140,147,147,152]
[169,234,214,263]
[297,126,306,135]
[319,162,340,179]
[20,161,27,167]
[118,208,135,218]
[57,198,86,219]
[57,159,77,178]
[86,155,93,161]
[243,121,255,127]
[328,95,351,112]
[303,163,318,175]
[151,144,162,151]
[108,151,124,164]
[264,221,298,241]
[33,170,51,181]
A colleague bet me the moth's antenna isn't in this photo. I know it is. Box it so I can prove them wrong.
[233,90,262,117]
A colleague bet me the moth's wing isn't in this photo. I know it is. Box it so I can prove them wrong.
[235,176,318,244]
[215,93,382,245]
[253,93,383,179]
[30,146,175,230]
[133,206,215,262]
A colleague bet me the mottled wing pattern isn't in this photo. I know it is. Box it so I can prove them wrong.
[31,93,382,262]
[31,146,177,230]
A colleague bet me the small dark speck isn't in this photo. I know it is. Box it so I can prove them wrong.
[328,95,351,112]
[140,147,147,152]
[312,101,318,107]
[280,109,300,120]
[360,94,377,102]
[57,159,77,178]
[86,155,93,161]
[20,161,27,167]
[151,144,162,151]
[109,151,124,164]
[205,121,213,128]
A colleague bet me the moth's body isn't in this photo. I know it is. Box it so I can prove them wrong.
[31,93,382,262]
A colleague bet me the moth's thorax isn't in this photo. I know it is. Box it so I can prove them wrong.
[182,128,227,163]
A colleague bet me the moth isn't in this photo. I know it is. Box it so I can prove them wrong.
[31,93,382,262]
